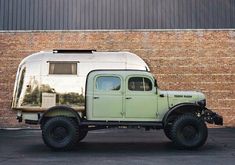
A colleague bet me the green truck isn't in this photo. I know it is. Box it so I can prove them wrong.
[12,50,222,150]
[40,70,222,150]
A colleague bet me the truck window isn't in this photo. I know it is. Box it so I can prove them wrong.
[128,77,152,91]
[49,62,77,75]
[96,76,121,91]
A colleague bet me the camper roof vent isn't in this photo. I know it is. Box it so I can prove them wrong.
[53,49,96,54]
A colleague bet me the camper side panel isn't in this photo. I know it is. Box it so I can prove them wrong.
[13,60,41,108]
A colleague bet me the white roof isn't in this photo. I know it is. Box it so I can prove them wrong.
[19,51,150,71]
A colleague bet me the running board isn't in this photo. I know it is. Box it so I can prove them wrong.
[81,120,163,128]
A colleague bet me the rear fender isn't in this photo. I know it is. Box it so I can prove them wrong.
[39,106,81,125]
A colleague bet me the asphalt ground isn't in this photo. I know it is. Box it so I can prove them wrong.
[0,128,235,165]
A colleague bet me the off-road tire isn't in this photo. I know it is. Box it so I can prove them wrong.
[171,114,208,149]
[164,124,173,140]
[78,126,88,142]
[42,116,79,150]
[164,115,177,140]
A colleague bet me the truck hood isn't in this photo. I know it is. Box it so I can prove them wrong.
[159,90,205,108]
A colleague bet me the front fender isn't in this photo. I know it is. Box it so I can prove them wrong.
[162,103,202,126]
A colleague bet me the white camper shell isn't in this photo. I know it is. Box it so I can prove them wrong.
[12,50,150,119]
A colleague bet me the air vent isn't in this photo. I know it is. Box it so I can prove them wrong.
[53,49,96,54]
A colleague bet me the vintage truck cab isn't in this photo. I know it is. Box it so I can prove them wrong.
[39,70,222,150]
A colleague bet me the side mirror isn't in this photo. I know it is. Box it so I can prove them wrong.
[154,79,158,94]
[154,79,158,88]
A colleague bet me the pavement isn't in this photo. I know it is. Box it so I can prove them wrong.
[0,128,235,165]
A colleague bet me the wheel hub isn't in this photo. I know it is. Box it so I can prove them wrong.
[182,125,197,140]
[51,126,68,141]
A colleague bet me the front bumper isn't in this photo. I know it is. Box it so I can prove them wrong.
[203,108,223,125]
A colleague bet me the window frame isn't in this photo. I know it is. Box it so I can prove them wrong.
[94,75,122,92]
[127,76,154,92]
[47,61,79,75]
[15,65,26,105]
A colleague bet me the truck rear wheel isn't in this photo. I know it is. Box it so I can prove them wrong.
[42,116,79,150]
[78,126,88,142]
[171,115,208,149]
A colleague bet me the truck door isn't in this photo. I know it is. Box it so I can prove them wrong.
[125,76,157,120]
[93,75,123,119]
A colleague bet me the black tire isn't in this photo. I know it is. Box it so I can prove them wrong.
[42,116,79,150]
[171,115,208,149]
[78,126,88,142]
[164,115,177,140]
[164,124,173,140]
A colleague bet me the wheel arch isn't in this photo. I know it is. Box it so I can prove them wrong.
[39,105,81,125]
[163,103,202,127]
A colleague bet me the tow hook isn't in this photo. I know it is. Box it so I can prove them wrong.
[203,108,223,125]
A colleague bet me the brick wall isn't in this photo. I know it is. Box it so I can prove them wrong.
[0,30,234,127]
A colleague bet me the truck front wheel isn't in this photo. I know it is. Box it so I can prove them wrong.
[164,124,172,140]
[42,116,79,150]
[171,115,208,149]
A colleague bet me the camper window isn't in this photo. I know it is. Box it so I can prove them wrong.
[16,67,26,105]
[49,62,77,75]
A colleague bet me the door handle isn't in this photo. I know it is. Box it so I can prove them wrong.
[93,96,99,99]
[120,112,126,115]
[126,97,132,99]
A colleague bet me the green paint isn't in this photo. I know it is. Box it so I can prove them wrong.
[86,70,205,121]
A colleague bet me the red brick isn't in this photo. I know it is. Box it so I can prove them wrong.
[0,30,235,127]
